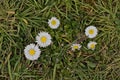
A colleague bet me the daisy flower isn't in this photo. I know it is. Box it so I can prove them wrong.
[87,41,97,50]
[36,32,52,47]
[24,44,41,60]
[85,26,98,38]
[48,17,60,29]
[71,44,82,51]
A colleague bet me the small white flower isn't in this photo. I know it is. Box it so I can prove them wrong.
[71,44,82,51]
[85,26,98,38]
[36,32,52,47]
[48,17,60,29]
[24,44,41,60]
[87,41,97,50]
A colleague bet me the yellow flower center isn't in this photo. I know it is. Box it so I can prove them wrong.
[51,20,56,25]
[40,36,47,43]
[73,46,79,49]
[90,44,95,49]
[89,29,94,34]
[29,49,35,56]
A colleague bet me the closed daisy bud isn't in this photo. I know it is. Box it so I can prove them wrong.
[71,44,82,51]
[36,32,52,47]
[48,17,60,29]
[85,26,98,38]
[87,41,97,50]
[24,44,41,60]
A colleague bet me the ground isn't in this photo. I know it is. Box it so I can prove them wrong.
[0,0,120,80]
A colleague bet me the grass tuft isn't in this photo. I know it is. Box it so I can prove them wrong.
[0,0,120,80]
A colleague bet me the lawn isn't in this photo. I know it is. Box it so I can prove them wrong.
[0,0,120,80]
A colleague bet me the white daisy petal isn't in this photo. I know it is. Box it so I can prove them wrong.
[36,32,52,47]
[71,44,82,51]
[87,41,97,50]
[48,17,60,29]
[85,26,98,38]
[24,43,41,60]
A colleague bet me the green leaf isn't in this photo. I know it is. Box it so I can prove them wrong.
[87,61,96,68]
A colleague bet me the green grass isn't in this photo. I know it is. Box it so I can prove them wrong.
[0,0,120,80]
